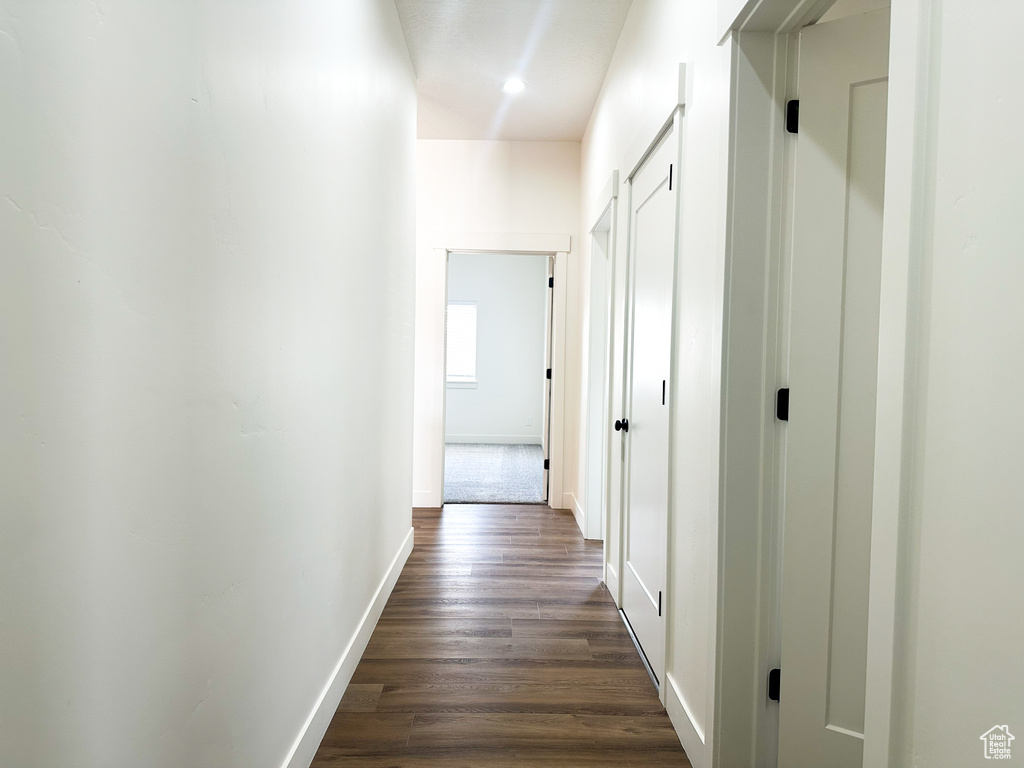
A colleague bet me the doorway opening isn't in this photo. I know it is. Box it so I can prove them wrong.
[442,251,553,505]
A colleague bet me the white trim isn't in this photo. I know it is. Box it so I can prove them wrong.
[281,526,414,768]
[560,491,576,514]
[434,236,570,511]
[437,248,451,511]
[619,102,687,712]
[661,105,687,712]
[714,25,788,768]
[605,562,620,608]
[412,490,435,507]
[665,672,708,767]
[589,170,620,234]
[444,435,543,445]
[583,183,617,545]
[564,492,584,534]
[722,0,833,38]
[606,164,631,614]
[547,251,569,507]
[432,232,570,254]
[622,63,690,183]
[863,2,928,766]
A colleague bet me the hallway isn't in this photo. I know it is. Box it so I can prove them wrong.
[310,504,690,766]
[5,2,1021,765]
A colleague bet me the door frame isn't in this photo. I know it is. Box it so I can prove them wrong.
[717,1,929,766]
[593,63,693,751]
[433,233,570,508]
[620,118,682,696]
[589,173,626,603]
[583,172,619,546]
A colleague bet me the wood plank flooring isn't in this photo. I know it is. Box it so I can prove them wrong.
[310,504,691,767]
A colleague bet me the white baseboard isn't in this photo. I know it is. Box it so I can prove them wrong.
[605,561,620,608]
[664,671,707,768]
[565,492,584,535]
[445,435,543,445]
[281,526,415,768]
[413,489,439,508]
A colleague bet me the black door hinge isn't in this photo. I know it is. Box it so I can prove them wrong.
[548,276,554,288]
[786,100,799,134]
[668,163,673,191]
[658,591,663,617]
[768,668,781,702]
[546,368,552,380]
[776,388,790,422]
[543,458,550,470]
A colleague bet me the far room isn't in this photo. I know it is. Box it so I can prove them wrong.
[443,251,551,504]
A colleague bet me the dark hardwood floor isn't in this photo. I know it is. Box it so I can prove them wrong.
[310,504,691,767]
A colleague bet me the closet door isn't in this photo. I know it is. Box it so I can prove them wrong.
[778,10,889,767]
[620,127,676,682]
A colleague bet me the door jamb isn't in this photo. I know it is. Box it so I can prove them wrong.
[586,172,619,556]
[433,233,570,509]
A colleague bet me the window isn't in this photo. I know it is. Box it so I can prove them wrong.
[446,302,477,385]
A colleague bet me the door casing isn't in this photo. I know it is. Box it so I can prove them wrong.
[588,173,622,595]
[597,66,695,755]
[620,123,678,688]
[432,233,570,509]
[609,95,687,700]
[582,191,617,542]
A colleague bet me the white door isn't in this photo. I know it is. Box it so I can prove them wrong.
[621,128,676,681]
[778,9,889,768]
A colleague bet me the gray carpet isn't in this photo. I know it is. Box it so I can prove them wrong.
[444,443,545,504]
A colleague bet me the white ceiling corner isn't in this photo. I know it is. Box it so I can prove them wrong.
[394,0,634,142]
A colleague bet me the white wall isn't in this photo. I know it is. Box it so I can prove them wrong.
[882,2,1024,765]
[445,253,547,444]
[0,3,416,767]
[413,140,580,507]
[579,2,732,764]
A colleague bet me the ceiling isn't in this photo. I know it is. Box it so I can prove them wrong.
[394,0,634,142]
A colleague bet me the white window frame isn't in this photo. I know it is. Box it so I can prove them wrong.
[445,300,478,388]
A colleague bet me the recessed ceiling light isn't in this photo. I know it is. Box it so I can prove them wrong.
[501,78,526,95]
